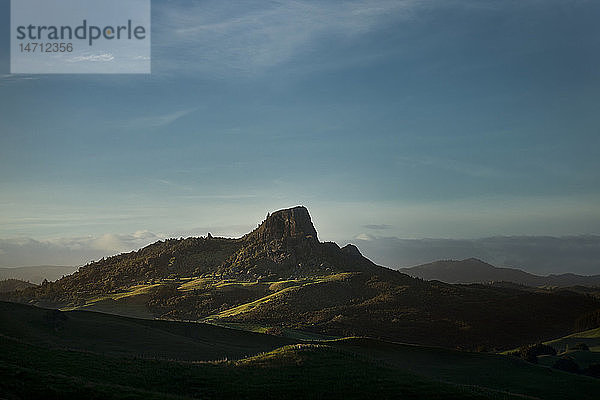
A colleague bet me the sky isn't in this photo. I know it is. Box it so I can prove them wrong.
[1,0,600,273]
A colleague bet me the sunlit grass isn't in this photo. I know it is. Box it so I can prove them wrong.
[60,283,162,311]
[177,277,212,291]
[206,273,357,320]
[544,327,600,352]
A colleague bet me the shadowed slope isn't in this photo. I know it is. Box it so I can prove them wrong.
[0,301,294,361]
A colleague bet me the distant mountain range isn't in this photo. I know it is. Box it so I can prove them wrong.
[4,206,600,351]
[400,258,600,287]
[0,265,77,284]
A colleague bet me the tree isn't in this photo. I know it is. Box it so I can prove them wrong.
[519,343,556,363]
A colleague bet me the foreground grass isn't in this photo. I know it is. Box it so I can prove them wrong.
[3,301,600,399]
[0,363,186,400]
[0,301,295,361]
[329,337,600,400]
[1,336,499,400]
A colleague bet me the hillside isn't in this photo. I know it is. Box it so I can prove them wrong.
[400,258,600,287]
[2,301,600,400]
[0,301,294,361]
[214,273,599,350]
[0,278,37,293]
[5,206,600,350]
[0,335,506,400]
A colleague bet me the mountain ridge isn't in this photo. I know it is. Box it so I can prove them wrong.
[400,258,600,287]
[0,265,77,284]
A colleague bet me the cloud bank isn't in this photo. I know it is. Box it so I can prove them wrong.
[0,231,163,267]
[352,235,600,275]
[2,230,600,276]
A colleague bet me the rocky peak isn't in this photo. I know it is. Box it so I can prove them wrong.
[246,206,318,243]
[341,244,362,257]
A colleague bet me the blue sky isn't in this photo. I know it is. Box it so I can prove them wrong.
[1,0,600,271]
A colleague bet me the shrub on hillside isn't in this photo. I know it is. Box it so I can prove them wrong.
[552,357,580,374]
[519,343,557,363]
[265,326,284,336]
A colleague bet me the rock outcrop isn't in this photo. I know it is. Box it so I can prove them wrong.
[244,206,318,244]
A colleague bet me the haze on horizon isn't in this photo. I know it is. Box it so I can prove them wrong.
[1,1,599,274]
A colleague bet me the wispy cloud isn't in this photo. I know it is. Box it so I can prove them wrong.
[0,74,40,86]
[396,155,510,179]
[354,233,375,241]
[117,107,198,130]
[363,224,393,230]
[153,0,424,76]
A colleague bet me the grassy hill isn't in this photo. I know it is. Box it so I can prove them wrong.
[2,301,600,399]
[213,273,600,350]
[0,335,498,400]
[0,301,294,361]
[8,261,598,351]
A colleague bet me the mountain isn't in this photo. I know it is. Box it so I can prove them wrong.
[0,265,78,284]
[215,206,382,280]
[5,206,600,350]
[400,258,600,287]
[0,278,37,293]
